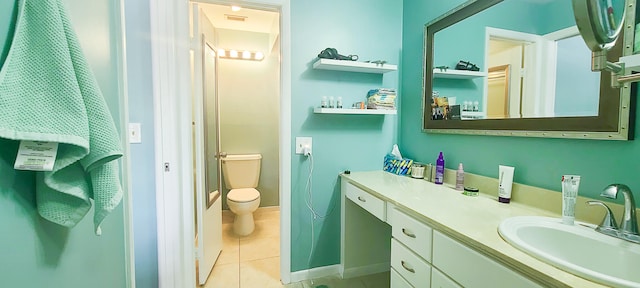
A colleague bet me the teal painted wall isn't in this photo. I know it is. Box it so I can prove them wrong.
[0,0,127,287]
[290,0,402,271]
[401,1,640,207]
[124,0,159,286]
[433,1,574,110]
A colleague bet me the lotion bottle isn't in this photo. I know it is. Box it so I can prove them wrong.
[455,163,464,191]
[435,152,445,185]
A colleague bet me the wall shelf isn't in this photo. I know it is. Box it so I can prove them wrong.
[314,107,397,115]
[461,111,485,119]
[313,59,397,73]
[433,69,487,79]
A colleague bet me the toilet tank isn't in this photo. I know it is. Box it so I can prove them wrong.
[221,154,262,189]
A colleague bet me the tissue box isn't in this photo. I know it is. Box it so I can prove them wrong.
[383,154,413,175]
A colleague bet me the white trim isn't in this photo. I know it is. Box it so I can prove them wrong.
[485,27,543,118]
[151,0,292,286]
[114,0,135,286]
[290,264,342,283]
[342,263,391,279]
[150,0,195,287]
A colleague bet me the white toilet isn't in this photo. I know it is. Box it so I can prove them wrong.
[221,154,262,236]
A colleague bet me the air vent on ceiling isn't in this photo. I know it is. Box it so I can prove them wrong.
[225,14,247,22]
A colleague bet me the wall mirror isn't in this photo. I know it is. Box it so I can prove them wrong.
[422,0,636,140]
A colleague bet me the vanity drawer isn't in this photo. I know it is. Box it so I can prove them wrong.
[432,231,541,288]
[391,208,433,262]
[391,268,414,288]
[345,182,386,221]
[391,238,431,287]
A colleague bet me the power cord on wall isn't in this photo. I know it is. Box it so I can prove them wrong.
[302,146,338,277]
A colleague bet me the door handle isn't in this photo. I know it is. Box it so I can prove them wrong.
[402,228,416,238]
[401,260,415,273]
[357,196,366,202]
[215,152,227,159]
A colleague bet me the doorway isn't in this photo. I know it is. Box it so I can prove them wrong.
[191,2,282,287]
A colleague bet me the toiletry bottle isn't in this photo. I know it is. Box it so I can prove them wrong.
[321,96,328,108]
[337,97,343,108]
[329,96,335,108]
[455,163,464,191]
[435,152,445,185]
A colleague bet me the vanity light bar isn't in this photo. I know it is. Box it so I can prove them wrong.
[218,49,264,61]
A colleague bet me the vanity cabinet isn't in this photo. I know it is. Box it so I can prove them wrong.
[340,175,544,288]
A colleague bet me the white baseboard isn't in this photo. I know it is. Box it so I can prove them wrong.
[342,262,390,279]
[289,264,341,283]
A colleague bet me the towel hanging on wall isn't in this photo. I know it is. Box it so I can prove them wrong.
[0,0,123,235]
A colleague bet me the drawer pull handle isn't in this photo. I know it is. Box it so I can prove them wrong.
[357,196,366,202]
[401,261,415,273]
[402,228,416,238]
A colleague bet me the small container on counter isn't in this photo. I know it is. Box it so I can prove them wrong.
[463,186,479,197]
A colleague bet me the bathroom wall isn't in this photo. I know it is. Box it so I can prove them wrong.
[0,0,128,287]
[124,0,160,286]
[290,0,402,271]
[216,28,281,208]
[401,0,640,205]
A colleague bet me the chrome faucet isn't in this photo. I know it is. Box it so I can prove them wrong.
[590,184,640,243]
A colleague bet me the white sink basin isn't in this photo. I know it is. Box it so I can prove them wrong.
[498,216,640,288]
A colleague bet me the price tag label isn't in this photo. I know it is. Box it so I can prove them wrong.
[14,141,59,171]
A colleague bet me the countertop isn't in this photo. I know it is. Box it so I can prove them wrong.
[341,170,607,288]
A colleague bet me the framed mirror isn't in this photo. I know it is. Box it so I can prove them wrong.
[422,0,635,140]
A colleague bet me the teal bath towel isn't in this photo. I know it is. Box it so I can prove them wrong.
[0,0,123,234]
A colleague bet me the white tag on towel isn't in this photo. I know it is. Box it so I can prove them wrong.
[14,141,58,171]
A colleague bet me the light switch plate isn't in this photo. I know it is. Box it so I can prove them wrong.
[129,123,142,144]
[295,137,312,155]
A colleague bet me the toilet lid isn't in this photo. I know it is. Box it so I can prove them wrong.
[227,188,260,203]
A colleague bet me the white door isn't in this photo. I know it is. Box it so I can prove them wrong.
[191,3,223,285]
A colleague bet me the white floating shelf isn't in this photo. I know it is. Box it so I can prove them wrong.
[313,58,397,73]
[433,69,487,79]
[314,107,397,115]
[461,111,485,119]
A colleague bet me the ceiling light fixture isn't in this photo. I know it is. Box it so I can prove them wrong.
[218,49,265,61]
[231,5,241,12]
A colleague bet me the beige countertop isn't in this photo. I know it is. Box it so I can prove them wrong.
[341,170,607,288]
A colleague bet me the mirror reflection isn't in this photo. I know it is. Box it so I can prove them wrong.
[423,0,634,140]
[431,0,600,120]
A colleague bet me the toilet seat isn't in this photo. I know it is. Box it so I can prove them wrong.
[227,188,260,203]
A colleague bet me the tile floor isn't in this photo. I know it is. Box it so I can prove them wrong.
[199,207,390,288]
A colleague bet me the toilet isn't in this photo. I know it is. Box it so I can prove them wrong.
[221,154,262,236]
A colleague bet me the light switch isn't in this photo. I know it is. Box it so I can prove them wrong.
[129,123,142,144]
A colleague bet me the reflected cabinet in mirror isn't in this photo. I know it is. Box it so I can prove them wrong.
[422,0,635,140]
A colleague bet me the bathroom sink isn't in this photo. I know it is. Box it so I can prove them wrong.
[498,216,640,288]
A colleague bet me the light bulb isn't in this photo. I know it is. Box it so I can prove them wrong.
[231,5,241,12]
[254,52,264,60]
[218,49,226,57]
[229,50,238,58]
[242,51,251,59]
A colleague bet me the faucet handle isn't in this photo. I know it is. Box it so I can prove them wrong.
[586,201,619,236]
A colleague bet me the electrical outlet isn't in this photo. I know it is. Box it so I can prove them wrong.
[295,137,312,155]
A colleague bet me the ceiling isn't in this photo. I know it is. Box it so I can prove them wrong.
[200,3,279,34]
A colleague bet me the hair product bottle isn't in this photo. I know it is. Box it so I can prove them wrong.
[435,152,445,185]
[455,163,464,191]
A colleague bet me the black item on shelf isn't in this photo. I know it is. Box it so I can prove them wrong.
[318,48,359,61]
[455,60,480,71]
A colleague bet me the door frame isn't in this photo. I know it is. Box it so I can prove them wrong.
[149,0,292,286]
